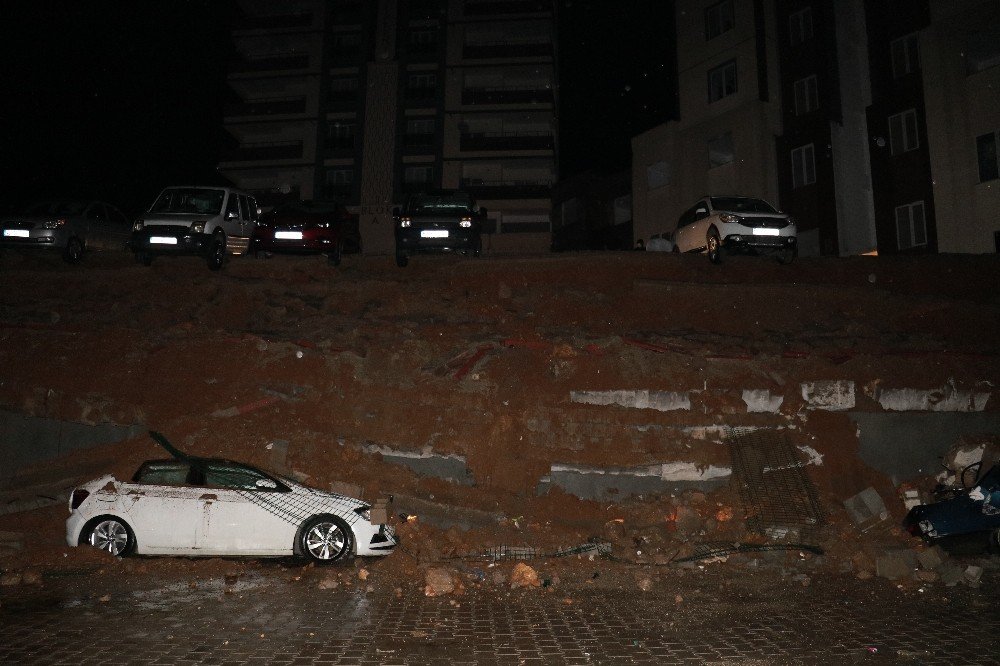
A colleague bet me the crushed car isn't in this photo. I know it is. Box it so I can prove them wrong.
[66,432,396,563]
[904,464,1000,550]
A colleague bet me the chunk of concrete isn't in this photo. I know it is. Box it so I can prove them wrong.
[939,563,965,586]
[843,487,889,530]
[876,549,917,581]
[964,565,984,587]
[801,381,855,411]
[877,380,991,412]
[570,390,691,412]
[743,389,784,413]
[329,481,363,499]
[916,545,948,571]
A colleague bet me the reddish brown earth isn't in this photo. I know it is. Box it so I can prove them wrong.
[1,249,999,586]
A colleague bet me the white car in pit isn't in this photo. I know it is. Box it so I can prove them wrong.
[66,457,396,563]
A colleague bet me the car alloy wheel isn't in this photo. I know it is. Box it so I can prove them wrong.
[301,516,353,563]
[87,518,133,557]
[207,234,226,271]
[63,237,84,264]
[777,247,796,265]
[707,229,722,264]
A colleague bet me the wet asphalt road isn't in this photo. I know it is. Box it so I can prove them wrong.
[1,560,998,665]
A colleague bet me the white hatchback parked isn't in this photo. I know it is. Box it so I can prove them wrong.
[673,196,797,264]
[66,457,396,563]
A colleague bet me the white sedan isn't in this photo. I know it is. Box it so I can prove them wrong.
[66,458,396,563]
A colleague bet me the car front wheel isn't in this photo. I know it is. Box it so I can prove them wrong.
[777,246,796,265]
[83,516,135,557]
[327,240,344,266]
[63,237,84,264]
[395,251,408,268]
[207,233,226,271]
[706,229,723,264]
[300,515,354,564]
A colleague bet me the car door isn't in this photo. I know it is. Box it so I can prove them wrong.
[198,462,296,554]
[688,203,711,250]
[222,192,242,239]
[117,462,206,552]
[105,204,131,250]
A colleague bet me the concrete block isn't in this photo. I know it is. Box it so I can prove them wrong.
[369,498,390,525]
[939,563,965,586]
[801,380,855,411]
[570,390,691,412]
[876,549,917,581]
[964,565,984,587]
[877,380,990,412]
[843,487,888,530]
[916,546,947,571]
[266,439,290,472]
[743,389,784,413]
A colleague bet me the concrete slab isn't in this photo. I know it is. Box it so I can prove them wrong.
[801,381,855,411]
[743,389,784,413]
[538,461,731,501]
[876,380,991,412]
[362,443,474,485]
[570,390,691,412]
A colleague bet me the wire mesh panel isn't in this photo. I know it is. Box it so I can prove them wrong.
[726,427,824,542]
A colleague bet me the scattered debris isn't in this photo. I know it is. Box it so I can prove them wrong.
[510,562,540,589]
[843,487,889,531]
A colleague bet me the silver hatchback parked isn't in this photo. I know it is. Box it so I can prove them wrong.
[673,196,797,264]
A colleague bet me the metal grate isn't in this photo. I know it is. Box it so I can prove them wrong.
[726,427,824,542]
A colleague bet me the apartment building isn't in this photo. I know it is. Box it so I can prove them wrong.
[631,0,783,246]
[218,0,557,255]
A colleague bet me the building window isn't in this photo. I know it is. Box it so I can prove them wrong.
[705,0,735,40]
[895,201,927,250]
[888,109,919,155]
[890,32,920,78]
[708,132,734,168]
[977,131,999,182]
[793,75,819,115]
[324,168,354,197]
[646,161,670,189]
[707,59,737,103]
[404,165,434,187]
[791,143,816,188]
[326,122,355,148]
[789,7,813,45]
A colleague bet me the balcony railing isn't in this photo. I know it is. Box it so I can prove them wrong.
[403,133,436,150]
[465,0,550,16]
[231,54,310,73]
[330,1,363,25]
[234,13,313,31]
[224,141,304,162]
[459,178,552,198]
[323,182,354,198]
[224,96,307,117]
[461,86,553,105]
[463,42,552,59]
[404,86,438,102]
[402,181,435,194]
[460,131,553,151]
[327,90,360,110]
[324,137,356,156]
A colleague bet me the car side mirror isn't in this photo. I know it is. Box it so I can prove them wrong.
[255,478,277,489]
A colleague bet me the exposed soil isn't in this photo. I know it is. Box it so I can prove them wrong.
[1,249,999,587]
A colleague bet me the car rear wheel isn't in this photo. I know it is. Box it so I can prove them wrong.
[63,237,84,264]
[777,247,796,265]
[299,515,353,564]
[207,233,226,271]
[83,516,135,557]
[327,240,344,266]
[706,229,723,264]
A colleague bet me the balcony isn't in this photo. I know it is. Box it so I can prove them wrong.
[459,179,552,198]
[403,133,436,152]
[330,1,363,25]
[460,131,553,151]
[223,140,304,162]
[406,0,442,19]
[402,180,435,194]
[404,86,439,105]
[327,89,360,111]
[224,96,307,117]
[465,0,550,16]
[234,13,313,31]
[230,54,310,73]
[463,42,552,60]
[323,182,354,198]
[461,86,553,105]
[324,136,356,157]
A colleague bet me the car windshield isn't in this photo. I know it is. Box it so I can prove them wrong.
[405,193,475,215]
[274,201,342,215]
[710,197,778,214]
[24,201,88,216]
[149,188,226,215]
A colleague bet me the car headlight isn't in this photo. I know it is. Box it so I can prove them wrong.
[42,218,67,229]
[190,221,206,234]
[355,505,371,521]
[133,220,144,232]
[719,213,741,224]
[399,217,412,228]
[460,217,472,228]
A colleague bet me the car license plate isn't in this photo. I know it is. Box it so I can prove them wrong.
[3,229,29,238]
[275,231,303,240]
[150,236,178,245]
[420,230,448,238]
[752,228,779,236]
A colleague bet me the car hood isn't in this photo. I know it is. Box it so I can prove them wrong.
[3,214,84,225]
[141,213,216,226]
[261,213,336,228]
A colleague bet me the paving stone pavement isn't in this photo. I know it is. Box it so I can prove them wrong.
[1,564,998,665]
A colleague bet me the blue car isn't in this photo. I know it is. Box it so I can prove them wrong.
[905,465,1000,550]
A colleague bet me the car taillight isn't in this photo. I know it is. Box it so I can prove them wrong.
[70,489,90,510]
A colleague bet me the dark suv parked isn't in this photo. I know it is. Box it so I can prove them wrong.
[393,191,489,267]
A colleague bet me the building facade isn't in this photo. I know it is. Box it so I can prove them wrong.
[631,0,783,247]
[219,0,557,255]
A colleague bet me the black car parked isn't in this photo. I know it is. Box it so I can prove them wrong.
[393,191,490,267]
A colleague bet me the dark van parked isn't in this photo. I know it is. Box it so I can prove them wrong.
[393,190,489,267]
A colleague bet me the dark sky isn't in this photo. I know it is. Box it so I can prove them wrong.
[2,1,673,214]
